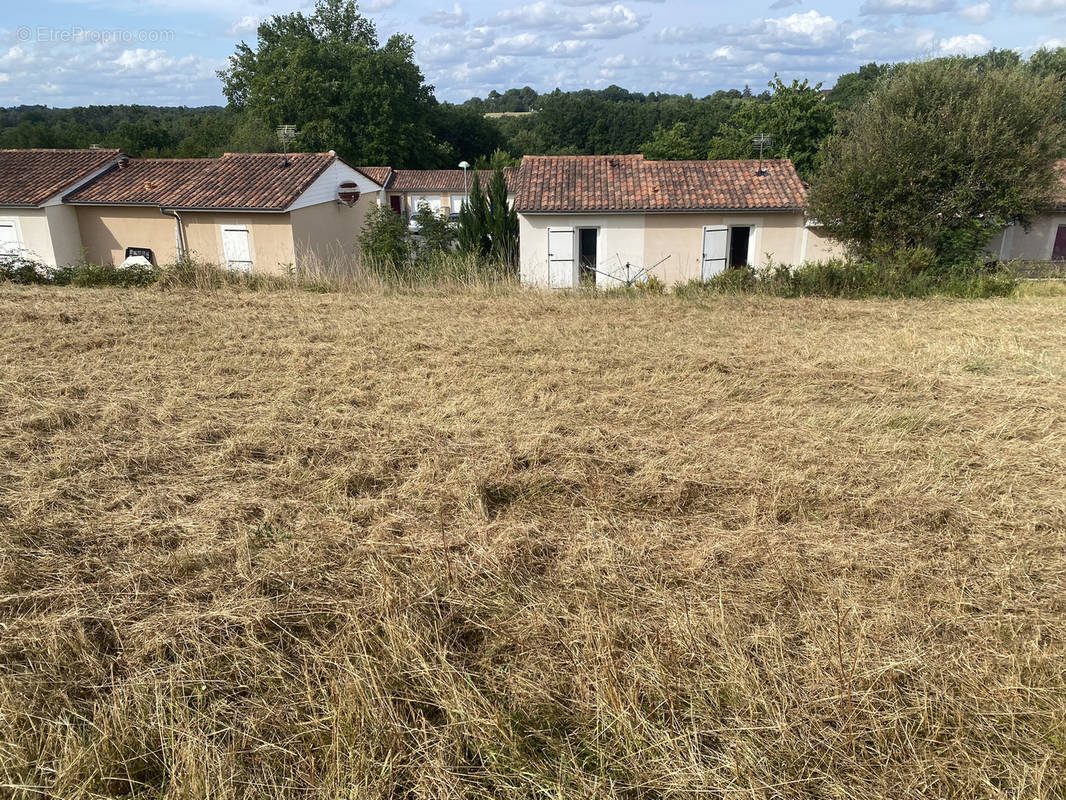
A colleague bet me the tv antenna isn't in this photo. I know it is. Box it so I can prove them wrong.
[752,134,772,175]
[276,125,299,154]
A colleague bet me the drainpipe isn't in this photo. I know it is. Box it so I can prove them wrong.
[160,208,187,262]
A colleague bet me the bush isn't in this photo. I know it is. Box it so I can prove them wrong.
[673,259,1017,299]
[0,254,53,284]
[358,205,412,276]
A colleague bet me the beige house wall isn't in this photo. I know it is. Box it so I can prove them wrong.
[987,213,1066,261]
[2,208,55,265]
[290,193,374,271]
[802,226,847,263]
[75,206,297,274]
[519,213,647,287]
[642,212,809,285]
[76,205,180,265]
[44,204,85,266]
[182,212,295,275]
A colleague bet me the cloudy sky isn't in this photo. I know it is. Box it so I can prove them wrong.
[1,0,1065,107]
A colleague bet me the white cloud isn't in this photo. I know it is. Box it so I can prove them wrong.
[493,2,647,38]
[1010,0,1066,11]
[860,0,956,13]
[419,27,495,65]
[547,39,587,56]
[227,15,260,36]
[935,32,993,53]
[958,1,993,20]
[420,3,468,27]
[490,33,545,54]
[361,0,399,10]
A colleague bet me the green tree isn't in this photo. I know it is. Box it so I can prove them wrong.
[218,0,443,167]
[808,59,1066,268]
[640,122,703,160]
[827,62,892,112]
[412,203,457,255]
[457,172,490,257]
[487,167,518,265]
[358,204,411,270]
[708,77,835,178]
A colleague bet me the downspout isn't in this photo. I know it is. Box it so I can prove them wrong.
[160,208,187,262]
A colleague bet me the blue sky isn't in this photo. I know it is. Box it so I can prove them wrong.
[1,0,1065,107]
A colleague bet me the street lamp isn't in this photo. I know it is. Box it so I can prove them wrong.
[458,160,471,206]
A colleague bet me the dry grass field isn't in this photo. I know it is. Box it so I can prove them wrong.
[1,285,1065,799]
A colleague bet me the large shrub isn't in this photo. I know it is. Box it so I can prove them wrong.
[809,59,1065,270]
[358,204,412,275]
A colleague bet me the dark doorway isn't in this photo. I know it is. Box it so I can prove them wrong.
[578,228,598,285]
[728,226,751,268]
[1054,225,1066,261]
[389,195,402,214]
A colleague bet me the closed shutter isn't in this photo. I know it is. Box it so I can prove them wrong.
[221,226,252,272]
[0,221,21,256]
[701,226,727,279]
[548,227,575,288]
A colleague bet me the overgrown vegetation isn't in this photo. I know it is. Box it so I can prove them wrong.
[673,259,1018,299]
[0,252,1031,298]
[1,286,1064,798]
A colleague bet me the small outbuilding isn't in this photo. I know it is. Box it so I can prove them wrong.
[514,154,840,288]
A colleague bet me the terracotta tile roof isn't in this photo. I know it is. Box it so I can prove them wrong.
[514,155,807,213]
[355,166,394,187]
[385,167,518,193]
[0,148,121,206]
[66,152,338,210]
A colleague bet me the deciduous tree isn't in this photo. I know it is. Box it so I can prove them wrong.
[808,59,1066,268]
[219,0,443,167]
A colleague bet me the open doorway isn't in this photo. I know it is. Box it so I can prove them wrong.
[728,226,752,268]
[578,228,598,286]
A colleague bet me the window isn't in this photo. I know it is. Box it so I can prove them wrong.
[0,220,21,257]
[221,226,252,272]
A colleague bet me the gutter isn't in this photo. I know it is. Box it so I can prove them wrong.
[160,208,187,261]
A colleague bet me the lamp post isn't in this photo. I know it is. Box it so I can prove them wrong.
[459,160,471,207]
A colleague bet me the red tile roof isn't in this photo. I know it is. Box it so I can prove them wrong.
[0,148,121,206]
[355,166,394,186]
[514,155,807,213]
[66,153,339,211]
[363,167,518,193]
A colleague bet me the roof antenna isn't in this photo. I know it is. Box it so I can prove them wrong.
[276,124,298,166]
[752,134,772,176]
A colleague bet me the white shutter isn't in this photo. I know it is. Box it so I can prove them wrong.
[548,227,575,288]
[701,226,727,279]
[0,221,21,256]
[221,226,252,272]
[413,195,442,213]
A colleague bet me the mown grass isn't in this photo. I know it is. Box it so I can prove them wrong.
[1,285,1065,799]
